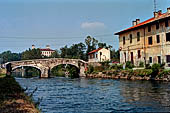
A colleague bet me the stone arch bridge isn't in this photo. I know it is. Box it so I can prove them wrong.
[6,58,88,78]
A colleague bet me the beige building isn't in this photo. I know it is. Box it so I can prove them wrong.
[32,45,55,57]
[115,8,170,67]
[88,48,111,62]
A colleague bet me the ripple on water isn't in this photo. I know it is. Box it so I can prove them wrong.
[16,77,170,113]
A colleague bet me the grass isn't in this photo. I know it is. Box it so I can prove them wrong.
[0,76,40,113]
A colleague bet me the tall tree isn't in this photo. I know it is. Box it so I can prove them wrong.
[85,36,98,54]
[60,43,86,60]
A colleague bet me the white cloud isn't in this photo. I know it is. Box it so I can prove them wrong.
[81,22,106,30]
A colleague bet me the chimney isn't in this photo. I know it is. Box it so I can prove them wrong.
[158,10,162,15]
[46,45,50,49]
[32,45,35,49]
[154,12,159,18]
[167,7,170,13]
[132,20,137,26]
[136,19,140,25]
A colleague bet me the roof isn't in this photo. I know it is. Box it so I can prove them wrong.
[88,48,102,55]
[115,12,170,35]
[40,49,55,51]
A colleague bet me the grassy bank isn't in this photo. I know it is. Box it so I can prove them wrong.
[0,76,40,113]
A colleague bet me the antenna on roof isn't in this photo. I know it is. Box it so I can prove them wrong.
[154,0,157,12]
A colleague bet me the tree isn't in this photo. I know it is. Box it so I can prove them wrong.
[98,42,112,49]
[60,43,86,60]
[85,36,98,54]
[0,51,21,63]
[21,48,42,60]
[51,50,60,58]
[98,43,107,48]
[110,49,120,61]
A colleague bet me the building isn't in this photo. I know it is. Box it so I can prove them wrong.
[32,45,55,57]
[115,8,170,67]
[88,48,111,62]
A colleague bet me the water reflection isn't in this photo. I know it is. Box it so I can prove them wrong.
[16,77,170,113]
[120,80,170,112]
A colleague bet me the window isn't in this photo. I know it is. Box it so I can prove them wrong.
[96,54,98,58]
[124,52,126,62]
[166,32,170,42]
[156,22,159,29]
[149,57,152,63]
[156,35,160,43]
[148,25,151,32]
[123,36,125,45]
[158,56,161,64]
[137,32,140,41]
[130,34,132,43]
[165,20,169,27]
[138,50,141,58]
[167,55,170,63]
[148,36,153,45]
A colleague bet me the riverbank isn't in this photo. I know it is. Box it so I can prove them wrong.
[86,69,170,81]
[0,76,40,113]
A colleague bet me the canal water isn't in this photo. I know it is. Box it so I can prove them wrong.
[16,77,170,113]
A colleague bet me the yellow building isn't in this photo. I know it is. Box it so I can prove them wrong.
[88,48,111,62]
[115,8,170,67]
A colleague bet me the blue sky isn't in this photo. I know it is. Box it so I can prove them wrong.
[0,0,169,53]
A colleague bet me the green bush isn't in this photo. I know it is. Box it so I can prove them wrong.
[151,63,161,78]
[139,61,144,67]
[158,70,170,78]
[125,61,134,69]
[86,65,94,74]
[94,66,104,72]
[145,64,151,69]
[160,62,165,69]
[109,64,123,70]
[99,60,110,70]
[134,69,152,77]
[151,63,160,72]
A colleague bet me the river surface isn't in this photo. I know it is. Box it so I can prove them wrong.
[16,77,170,113]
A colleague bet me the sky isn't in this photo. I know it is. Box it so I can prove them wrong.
[0,0,169,53]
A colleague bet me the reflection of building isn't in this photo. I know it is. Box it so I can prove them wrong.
[115,8,170,67]
[32,45,55,57]
[88,48,111,62]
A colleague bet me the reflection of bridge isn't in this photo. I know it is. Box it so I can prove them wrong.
[6,58,88,78]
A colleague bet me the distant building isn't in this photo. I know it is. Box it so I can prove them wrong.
[88,48,111,62]
[115,8,170,67]
[32,45,55,57]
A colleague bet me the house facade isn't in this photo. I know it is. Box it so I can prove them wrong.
[115,8,170,67]
[32,45,55,57]
[88,48,111,62]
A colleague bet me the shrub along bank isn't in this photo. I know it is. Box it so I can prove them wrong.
[85,61,170,81]
[0,76,40,113]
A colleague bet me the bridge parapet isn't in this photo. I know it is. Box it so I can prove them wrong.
[6,58,88,78]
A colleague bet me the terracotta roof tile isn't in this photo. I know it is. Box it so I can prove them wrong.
[88,48,102,54]
[40,49,55,51]
[115,13,170,35]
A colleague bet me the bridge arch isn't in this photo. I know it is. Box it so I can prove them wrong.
[50,63,80,78]
[12,65,41,77]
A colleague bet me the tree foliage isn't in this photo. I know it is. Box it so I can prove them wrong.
[21,48,42,60]
[60,43,86,60]
[85,36,98,54]
[51,50,60,58]
[0,51,21,63]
